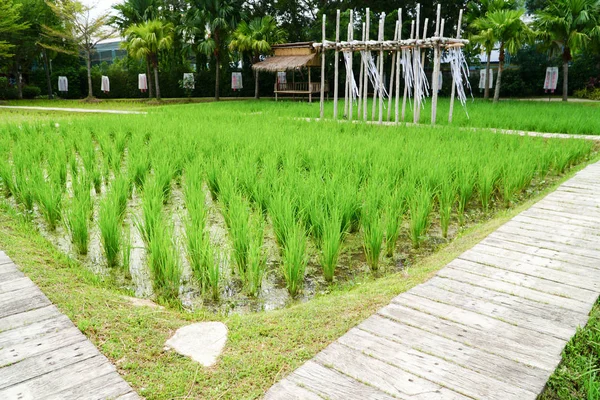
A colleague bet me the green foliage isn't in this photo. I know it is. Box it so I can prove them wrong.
[281,222,307,296]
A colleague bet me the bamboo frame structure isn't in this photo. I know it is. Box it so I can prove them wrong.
[316,4,469,125]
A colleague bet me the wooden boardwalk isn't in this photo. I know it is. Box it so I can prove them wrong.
[0,252,138,400]
[265,161,600,400]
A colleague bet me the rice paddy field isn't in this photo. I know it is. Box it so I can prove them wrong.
[0,99,599,398]
[0,101,596,312]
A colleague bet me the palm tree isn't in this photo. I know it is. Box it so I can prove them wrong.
[112,0,159,99]
[535,0,600,101]
[123,19,173,101]
[473,9,533,103]
[229,16,287,99]
[186,0,244,100]
[468,0,519,99]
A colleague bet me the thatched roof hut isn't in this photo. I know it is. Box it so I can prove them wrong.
[252,42,321,72]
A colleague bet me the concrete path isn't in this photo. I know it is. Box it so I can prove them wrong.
[265,161,600,400]
[0,251,138,400]
[0,106,146,115]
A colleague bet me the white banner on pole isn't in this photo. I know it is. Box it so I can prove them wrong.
[543,67,559,92]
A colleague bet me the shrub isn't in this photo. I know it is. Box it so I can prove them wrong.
[22,85,41,99]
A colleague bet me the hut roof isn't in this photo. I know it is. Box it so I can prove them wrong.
[252,54,319,72]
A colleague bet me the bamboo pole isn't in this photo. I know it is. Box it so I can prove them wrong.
[363,8,370,121]
[394,9,402,124]
[413,4,420,124]
[320,14,326,119]
[348,10,354,122]
[401,21,414,122]
[378,13,385,124]
[333,10,340,119]
[449,9,463,124]
[431,4,441,125]
[387,19,399,122]
[357,21,365,119]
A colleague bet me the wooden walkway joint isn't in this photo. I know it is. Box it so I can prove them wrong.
[265,161,600,400]
[0,252,138,400]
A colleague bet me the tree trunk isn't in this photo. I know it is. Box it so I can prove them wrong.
[86,50,93,99]
[493,43,504,103]
[15,60,23,100]
[42,49,53,99]
[215,58,220,101]
[153,64,161,101]
[255,69,260,99]
[146,59,154,99]
[562,47,570,102]
[484,52,491,100]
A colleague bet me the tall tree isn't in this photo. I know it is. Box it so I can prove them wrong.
[0,0,29,59]
[112,0,160,98]
[42,0,115,100]
[123,19,174,101]
[468,0,519,99]
[186,0,244,100]
[535,0,600,101]
[229,16,287,99]
[473,9,533,102]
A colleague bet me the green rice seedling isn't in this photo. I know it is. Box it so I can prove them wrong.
[281,222,307,296]
[224,193,251,276]
[111,174,132,217]
[154,155,175,204]
[437,180,456,239]
[320,208,344,282]
[501,169,519,207]
[361,198,384,271]
[128,151,150,189]
[66,195,91,255]
[14,172,35,212]
[99,193,122,268]
[148,221,181,300]
[0,159,14,198]
[269,191,296,250]
[478,165,498,212]
[384,187,409,258]
[138,177,163,244]
[409,186,433,249]
[37,180,62,231]
[206,158,221,201]
[204,244,220,301]
[122,225,132,278]
[245,214,266,296]
[456,167,475,225]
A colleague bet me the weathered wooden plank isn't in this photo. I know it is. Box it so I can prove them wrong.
[479,238,600,271]
[426,276,587,328]
[504,220,600,245]
[496,225,600,256]
[546,191,600,206]
[0,326,87,367]
[0,277,36,295]
[0,314,74,348]
[521,208,600,230]
[339,328,537,400]
[0,289,51,319]
[316,341,469,399]
[447,259,598,303]
[484,231,600,272]
[42,370,133,400]
[0,305,62,333]
[286,360,396,400]
[0,355,117,400]
[358,315,548,393]
[0,270,25,284]
[264,379,324,400]
[0,340,99,390]
[437,266,589,313]
[378,303,558,371]
[462,247,600,286]
[512,215,600,237]
[533,201,600,221]
[409,283,576,340]
[392,292,565,354]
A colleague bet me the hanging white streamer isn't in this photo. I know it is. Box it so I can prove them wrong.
[401,48,413,97]
[343,51,360,100]
[448,46,472,109]
[412,48,430,108]
[360,51,389,101]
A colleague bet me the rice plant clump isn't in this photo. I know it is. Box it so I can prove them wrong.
[320,208,344,282]
[99,193,122,268]
[148,221,181,300]
[409,186,433,249]
[245,214,266,296]
[281,222,307,296]
[361,200,384,271]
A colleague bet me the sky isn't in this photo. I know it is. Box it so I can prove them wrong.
[82,0,123,18]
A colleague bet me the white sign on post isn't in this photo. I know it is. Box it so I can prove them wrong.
[543,67,559,92]
[231,72,243,90]
[478,69,494,90]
